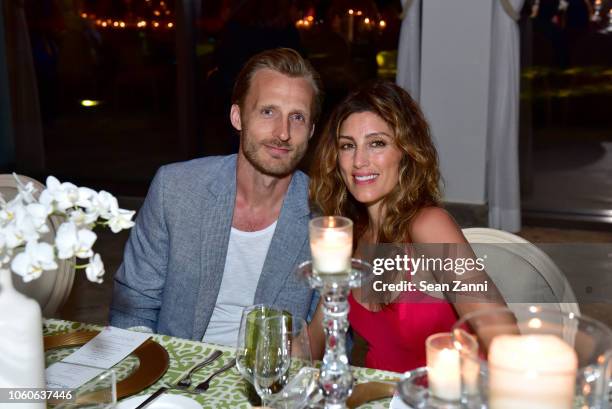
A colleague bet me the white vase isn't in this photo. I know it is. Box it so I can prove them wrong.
[0,268,46,409]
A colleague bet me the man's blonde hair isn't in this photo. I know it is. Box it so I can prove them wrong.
[232,48,323,124]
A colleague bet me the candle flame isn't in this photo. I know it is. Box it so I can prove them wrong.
[328,217,336,228]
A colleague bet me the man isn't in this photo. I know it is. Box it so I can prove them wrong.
[110,48,322,345]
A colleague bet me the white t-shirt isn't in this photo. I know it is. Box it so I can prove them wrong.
[202,221,277,346]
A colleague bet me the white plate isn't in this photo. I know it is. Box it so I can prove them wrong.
[117,393,201,409]
[389,394,413,409]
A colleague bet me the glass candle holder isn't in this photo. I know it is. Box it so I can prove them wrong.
[297,216,371,409]
[452,306,612,409]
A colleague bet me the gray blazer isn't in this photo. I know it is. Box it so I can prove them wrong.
[109,154,314,340]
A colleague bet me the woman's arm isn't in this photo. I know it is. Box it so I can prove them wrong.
[408,207,507,320]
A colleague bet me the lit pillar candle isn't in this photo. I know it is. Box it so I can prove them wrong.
[488,335,578,409]
[309,216,353,274]
[426,333,461,401]
[429,348,461,400]
[311,229,352,274]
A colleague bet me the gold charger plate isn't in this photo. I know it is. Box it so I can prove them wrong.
[346,381,398,409]
[44,331,169,401]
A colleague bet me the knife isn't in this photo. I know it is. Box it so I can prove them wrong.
[133,386,167,409]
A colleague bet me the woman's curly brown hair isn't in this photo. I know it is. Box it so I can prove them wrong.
[310,80,442,243]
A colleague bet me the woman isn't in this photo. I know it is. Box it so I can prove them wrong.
[308,80,503,372]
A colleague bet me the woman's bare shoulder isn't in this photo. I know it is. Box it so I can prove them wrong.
[408,207,467,244]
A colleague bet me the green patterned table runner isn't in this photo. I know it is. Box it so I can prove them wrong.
[44,319,398,409]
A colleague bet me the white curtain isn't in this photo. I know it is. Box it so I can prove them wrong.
[487,0,524,233]
[396,0,421,101]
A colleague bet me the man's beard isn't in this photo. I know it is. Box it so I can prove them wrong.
[241,129,307,177]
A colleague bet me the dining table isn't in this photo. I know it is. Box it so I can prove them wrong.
[43,318,401,409]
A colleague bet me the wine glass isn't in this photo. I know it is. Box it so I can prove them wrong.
[53,369,116,408]
[253,315,314,408]
[236,304,285,405]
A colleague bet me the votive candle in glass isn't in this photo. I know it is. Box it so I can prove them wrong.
[309,216,353,275]
[488,334,578,409]
[426,332,462,402]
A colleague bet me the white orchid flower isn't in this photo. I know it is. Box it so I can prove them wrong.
[0,195,25,226]
[25,203,51,234]
[92,191,119,220]
[10,241,58,282]
[85,253,105,283]
[2,224,25,249]
[55,221,97,259]
[0,206,13,226]
[68,208,99,229]
[40,176,80,212]
[108,209,136,233]
[8,203,51,244]
[75,187,97,210]
[12,206,42,243]
[12,173,38,204]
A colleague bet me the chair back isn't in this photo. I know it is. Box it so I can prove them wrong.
[462,227,579,316]
[0,174,75,317]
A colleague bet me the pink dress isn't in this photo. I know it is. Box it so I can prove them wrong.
[348,290,458,372]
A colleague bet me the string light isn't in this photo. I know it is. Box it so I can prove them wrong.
[348,9,354,15]
[379,20,386,28]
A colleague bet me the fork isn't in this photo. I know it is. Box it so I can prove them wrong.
[193,358,237,392]
[176,349,223,388]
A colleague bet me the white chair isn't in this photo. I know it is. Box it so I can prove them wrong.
[462,227,579,316]
[0,174,75,317]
